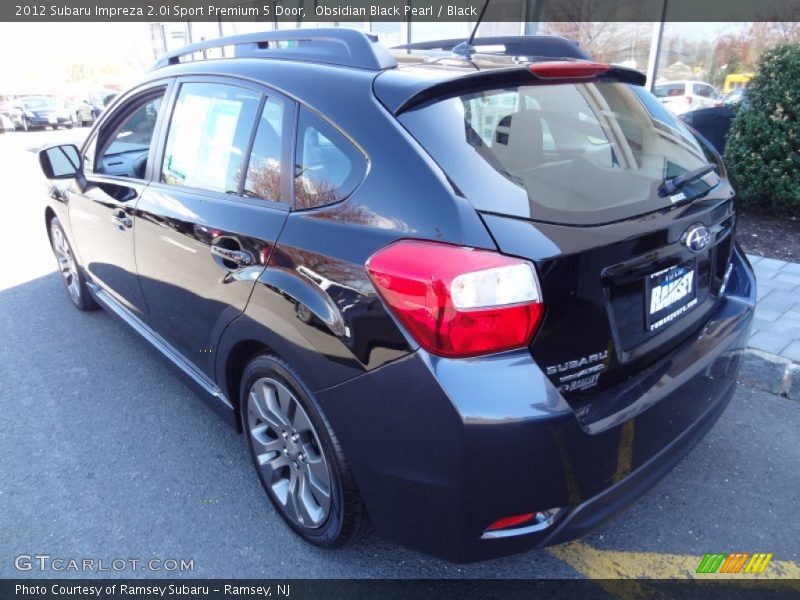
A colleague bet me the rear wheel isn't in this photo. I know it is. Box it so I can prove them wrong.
[241,354,369,548]
[49,217,98,311]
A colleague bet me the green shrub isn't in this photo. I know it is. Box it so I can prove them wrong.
[726,44,800,215]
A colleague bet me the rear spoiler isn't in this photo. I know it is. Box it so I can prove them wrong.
[392,35,590,61]
[380,62,647,116]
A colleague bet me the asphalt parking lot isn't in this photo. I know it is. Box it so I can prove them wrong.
[0,128,798,579]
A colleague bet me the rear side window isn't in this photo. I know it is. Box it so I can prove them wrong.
[161,82,260,194]
[243,97,286,202]
[400,81,717,225]
[694,84,716,98]
[293,107,366,210]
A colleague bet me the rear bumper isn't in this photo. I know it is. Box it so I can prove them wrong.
[316,247,755,562]
[77,108,94,122]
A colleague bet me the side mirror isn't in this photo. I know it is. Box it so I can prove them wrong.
[39,144,81,179]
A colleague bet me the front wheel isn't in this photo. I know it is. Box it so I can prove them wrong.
[241,355,369,548]
[49,217,98,311]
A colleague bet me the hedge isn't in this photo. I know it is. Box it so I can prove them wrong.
[726,44,800,215]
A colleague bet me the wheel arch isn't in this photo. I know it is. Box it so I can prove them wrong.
[44,206,57,239]
[223,338,275,433]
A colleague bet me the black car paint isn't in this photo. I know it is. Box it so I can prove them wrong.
[316,248,752,561]
[42,50,756,562]
[681,105,737,155]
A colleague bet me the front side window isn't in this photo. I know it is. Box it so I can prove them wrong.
[243,97,285,202]
[294,108,366,210]
[95,93,164,179]
[82,134,97,174]
[161,82,260,194]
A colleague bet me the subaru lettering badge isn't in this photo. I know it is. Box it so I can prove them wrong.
[684,224,711,253]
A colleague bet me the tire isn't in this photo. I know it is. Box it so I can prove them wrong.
[241,354,369,548]
[49,217,98,311]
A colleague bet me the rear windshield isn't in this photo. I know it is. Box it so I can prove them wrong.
[399,82,718,225]
[22,97,58,110]
[653,83,687,97]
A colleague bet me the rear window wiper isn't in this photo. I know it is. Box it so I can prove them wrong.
[660,163,717,197]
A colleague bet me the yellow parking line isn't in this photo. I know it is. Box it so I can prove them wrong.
[548,540,800,582]
[613,420,635,482]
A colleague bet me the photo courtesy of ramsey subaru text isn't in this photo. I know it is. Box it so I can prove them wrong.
[38,29,756,563]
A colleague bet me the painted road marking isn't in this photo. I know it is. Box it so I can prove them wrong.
[549,541,800,581]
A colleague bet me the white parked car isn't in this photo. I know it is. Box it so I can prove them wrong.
[654,81,722,115]
[0,112,14,132]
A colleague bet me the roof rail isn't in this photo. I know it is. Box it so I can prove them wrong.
[152,28,398,71]
[392,36,590,62]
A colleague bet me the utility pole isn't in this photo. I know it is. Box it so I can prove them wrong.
[645,0,668,91]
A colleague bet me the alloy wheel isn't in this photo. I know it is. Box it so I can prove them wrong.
[51,224,81,303]
[247,377,332,528]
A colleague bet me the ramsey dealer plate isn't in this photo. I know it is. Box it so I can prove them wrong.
[645,261,698,331]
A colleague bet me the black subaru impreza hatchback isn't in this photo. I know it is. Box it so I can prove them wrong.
[39,30,755,562]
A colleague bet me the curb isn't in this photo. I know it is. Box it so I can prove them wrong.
[740,349,800,400]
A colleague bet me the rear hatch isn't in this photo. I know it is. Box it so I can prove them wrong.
[653,81,692,114]
[390,66,736,400]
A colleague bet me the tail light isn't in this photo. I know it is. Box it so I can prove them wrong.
[529,61,610,79]
[365,240,544,358]
[486,513,536,532]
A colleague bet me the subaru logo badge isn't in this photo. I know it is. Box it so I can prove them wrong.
[684,224,711,253]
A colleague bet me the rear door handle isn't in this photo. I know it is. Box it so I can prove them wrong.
[111,212,132,229]
[210,245,253,266]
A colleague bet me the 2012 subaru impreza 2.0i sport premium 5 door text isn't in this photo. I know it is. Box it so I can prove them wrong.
[38,30,755,563]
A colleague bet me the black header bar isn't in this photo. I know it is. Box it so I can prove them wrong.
[4,0,800,23]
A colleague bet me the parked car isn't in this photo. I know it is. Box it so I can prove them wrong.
[0,112,13,132]
[0,102,26,130]
[723,87,748,106]
[37,30,755,563]
[73,89,117,126]
[654,80,722,115]
[17,96,74,129]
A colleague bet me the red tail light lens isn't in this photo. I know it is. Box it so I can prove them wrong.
[365,240,544,358]
[486,513,536,531]
[529,61,610,79]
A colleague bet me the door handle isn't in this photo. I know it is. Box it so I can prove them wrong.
[210,245,253,266]
[111,212,132,229]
